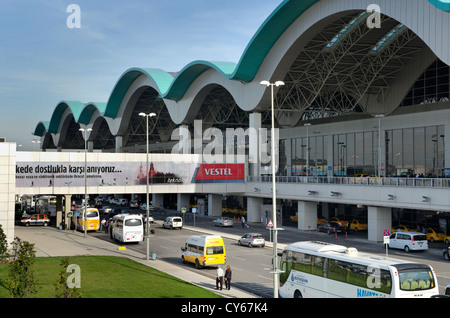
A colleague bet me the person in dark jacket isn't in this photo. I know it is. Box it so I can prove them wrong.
[224,265,232,290]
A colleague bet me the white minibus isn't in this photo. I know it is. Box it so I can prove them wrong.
[279,241,439,298]
[110,214,144,243]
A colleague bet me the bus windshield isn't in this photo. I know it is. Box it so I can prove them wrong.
[86,211,98,218]
[125,218,142,227]
[397,266,436,291]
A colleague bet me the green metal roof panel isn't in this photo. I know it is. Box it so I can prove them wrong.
[33,121,49,137]
[428,0,450,12]
[105,68,174,118]
[48,101,85,134]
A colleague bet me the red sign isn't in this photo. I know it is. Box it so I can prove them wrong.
[193,164,245,183]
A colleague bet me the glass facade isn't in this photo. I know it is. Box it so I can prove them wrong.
[386,125,445,177]
[290,136,328,176]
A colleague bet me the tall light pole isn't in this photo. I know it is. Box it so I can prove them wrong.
[375,114,384,180]
[260,79,284,298]
[139,112,156,261]
[304,123,311,180]
[79,127,92,238]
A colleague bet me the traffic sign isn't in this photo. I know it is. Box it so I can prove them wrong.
[181,207,187,213]
[267,220,273,228]
[383,229,390,236]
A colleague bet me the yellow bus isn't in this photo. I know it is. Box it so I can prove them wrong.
[181,235,226,269]
[72,207,100,232]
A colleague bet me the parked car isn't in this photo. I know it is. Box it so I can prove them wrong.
[327,217,348,227]
[348,219,368,231]
[143,214,154,224]
[391,225,412,233]
[426,227,446,242]
[162,216,183,229]
[443,246,450,260]
[20,214,50,227]
[129,200,140,209]
[212,217,233,227]
[238,233,265,247]
[318,222,342,234]
[388,232,428,252]
[102,206,113,214]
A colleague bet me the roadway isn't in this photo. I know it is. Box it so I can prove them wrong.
[92,210,450,297]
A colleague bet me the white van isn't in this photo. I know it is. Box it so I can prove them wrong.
[388,231,428,252]
[162,216,183,229]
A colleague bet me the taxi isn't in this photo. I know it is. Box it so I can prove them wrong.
[327,217,348,227]
[391,225,412,233]
[348,219,368,231]
[426,228,446,242]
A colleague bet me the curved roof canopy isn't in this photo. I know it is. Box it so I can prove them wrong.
[33,0,450,151]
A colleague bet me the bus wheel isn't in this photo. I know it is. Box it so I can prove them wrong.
[195,259,201,269]
[294,290,303,298]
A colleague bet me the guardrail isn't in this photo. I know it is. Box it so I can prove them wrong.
[247,175,450,188]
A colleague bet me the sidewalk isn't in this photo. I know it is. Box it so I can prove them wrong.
[14,226,259,298]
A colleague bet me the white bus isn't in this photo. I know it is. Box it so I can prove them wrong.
[110,214,144,243]
[279,241,439,298]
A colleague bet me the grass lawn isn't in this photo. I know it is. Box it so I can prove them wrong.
[0,255,222,298]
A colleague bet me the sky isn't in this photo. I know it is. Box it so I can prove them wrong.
[0,0,282,150]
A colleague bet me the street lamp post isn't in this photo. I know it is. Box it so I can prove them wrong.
[304,123,311,180]
[139,112,156,261]
[260,79,284,298]
[375,114,384,180]
[79,127,92,238]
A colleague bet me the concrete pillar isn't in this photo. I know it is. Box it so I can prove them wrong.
[368,206,392,242]
[87,141,94,152]
[64,194,72,230]
[56,195,63,229]
[152,193,164,208]
[208,194,222,217]
[247,197,263,223]
[444,124,450,169]
[297,201,317,230]
[115,136,123,153]
[177,193,190,213]
[248,113,261,177]
[321,202,331,219]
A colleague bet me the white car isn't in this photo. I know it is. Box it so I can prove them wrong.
[212,217,233,227]
[238,233,265,247]
[162,216,183,229]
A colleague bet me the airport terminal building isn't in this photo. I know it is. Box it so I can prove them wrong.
[2,0,450,243]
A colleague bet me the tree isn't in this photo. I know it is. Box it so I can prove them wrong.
[6,237,38,298]
[54,257,82,298]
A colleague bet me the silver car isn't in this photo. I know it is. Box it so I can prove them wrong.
[238,233,265,248]
[212,217,233,227]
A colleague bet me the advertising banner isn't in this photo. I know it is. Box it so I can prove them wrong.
[16,161,245,187]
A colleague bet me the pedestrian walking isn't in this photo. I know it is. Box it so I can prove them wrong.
[241,216,245,228]
[216,265,224,290]
[224,265,232,290]
[101,218,106,231]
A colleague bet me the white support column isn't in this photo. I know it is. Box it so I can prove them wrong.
[64,194,72,230]
[208,194,222,217]
[297,201,317,230]
[177,193,190,213]
[115,136,123,153]
[152,193,164,209]
[247,197,263,223]
[249,113,261,177]
[368,206,392,242]
[0,143,16,245]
